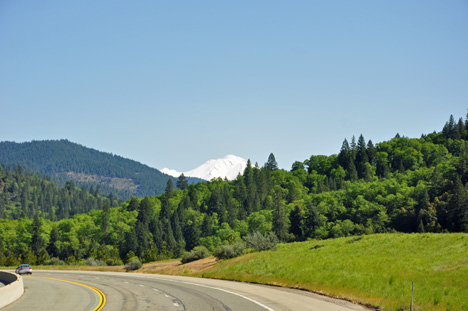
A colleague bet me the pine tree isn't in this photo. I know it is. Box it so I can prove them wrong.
[338,139,350,170]
[137,197,152,226]
[31,215,45,257]
[367,140,376,166]
[164,179,174,199]
[149,216,163,251]
[303,203,322,238]
[272,188,289,241]
[356,134,369,179]
[127,197,139,211]
[101,200,111,244]
[289,205,304,241]
[176,174,188,190]
[184,220,201,251]
[135,221,149,257]
[47,225,60,258]
[265,153,278,171]
[449,177,468,232]
[171,211,185,255]
[121,227,138,259]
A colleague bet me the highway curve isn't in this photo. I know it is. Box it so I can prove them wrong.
[1,271,368,311]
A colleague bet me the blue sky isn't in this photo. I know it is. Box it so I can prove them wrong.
[1,1,467,171]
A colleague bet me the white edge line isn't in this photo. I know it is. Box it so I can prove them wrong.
[152,277,275,311]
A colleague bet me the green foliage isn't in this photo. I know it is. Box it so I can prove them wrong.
[124,258,142,271]
[244,231,278,251]
[213,242,246,260]
[181,246,210,264]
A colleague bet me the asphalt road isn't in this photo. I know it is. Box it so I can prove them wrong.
[1,271,368,311]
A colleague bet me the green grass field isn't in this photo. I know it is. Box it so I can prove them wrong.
[193,233,468,311]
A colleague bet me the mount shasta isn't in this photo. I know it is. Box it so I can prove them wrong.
[161,154,248,181]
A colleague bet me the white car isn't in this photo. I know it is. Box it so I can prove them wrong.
[15,264,33,275]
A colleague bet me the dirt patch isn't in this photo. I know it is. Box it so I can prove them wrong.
[139,257,217,275]
[48,257,218,275]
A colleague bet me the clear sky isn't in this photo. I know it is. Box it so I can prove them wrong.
[1,1,467,171]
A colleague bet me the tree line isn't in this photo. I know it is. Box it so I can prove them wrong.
[1,113,468,267]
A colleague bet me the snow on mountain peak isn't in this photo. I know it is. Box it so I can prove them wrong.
[160,155,248,181]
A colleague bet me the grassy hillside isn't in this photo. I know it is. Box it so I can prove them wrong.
[4,233,466,310]
[190,234,468,311]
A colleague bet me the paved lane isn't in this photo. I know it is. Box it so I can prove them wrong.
[1,271,367,311]
[2,274,101,311]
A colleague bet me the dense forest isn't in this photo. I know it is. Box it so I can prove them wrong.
[1,113,468,267]
[0,139,202,200]
[0,166,120,220]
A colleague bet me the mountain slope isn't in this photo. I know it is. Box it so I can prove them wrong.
[0,140,201,199]
[161,154,248,180]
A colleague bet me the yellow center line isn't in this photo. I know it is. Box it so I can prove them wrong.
[30,276,106,311]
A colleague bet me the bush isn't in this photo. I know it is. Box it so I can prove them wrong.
[106,258,123,266]
[124,258,142,271]
[214,242,245,260]
[245,231,278,251]
[44,257,66,266]
[181,246,211,264]
[85,257,106,266]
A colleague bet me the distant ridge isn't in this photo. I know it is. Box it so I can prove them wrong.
[161,154,248,180]
[0,140,202,199]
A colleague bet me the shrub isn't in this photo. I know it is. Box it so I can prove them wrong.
[181,246,211,264]
[214,242,245,260]
[106,258,123,266]
[85,257,106,266]
[245,231,278,251]
[124,258,142,271]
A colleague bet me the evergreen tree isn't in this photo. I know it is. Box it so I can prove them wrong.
[101,200,111,244]
[176,174,188,190]
[47,225,60,258]
[356,134,369,180]
[127,197,139,211]
[31,215,45,257]
[184,220,201,251]
[135,221,149,257]
[367,140,376,166]
[171,211,185,256]
[272,188,289,241]
[121,227,138,259]
[149,216,163,251]
[289,205,304,241]
[303,203,322,238]
[201,214,213,237]
[338,138,350,170]
[449,177,468,232]
[165,179,174,200]
[443,114,458,139]
[137,197,152,226]
[265,153,278,171]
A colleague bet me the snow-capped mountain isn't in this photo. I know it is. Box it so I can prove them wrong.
[161,155,248,181]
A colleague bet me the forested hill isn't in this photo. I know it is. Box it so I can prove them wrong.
[2,113,468,268]
[0,140,201,200]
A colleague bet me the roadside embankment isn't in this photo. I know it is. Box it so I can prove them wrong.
[0,271,24,308]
